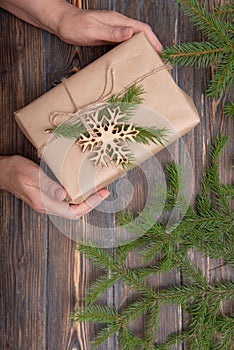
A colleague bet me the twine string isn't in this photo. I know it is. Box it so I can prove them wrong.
[38,63,172,158]
[59,63,171,123]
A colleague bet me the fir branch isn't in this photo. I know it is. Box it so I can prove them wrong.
[156,282,233,311]
[144,303,160,347]
[213,315,234,350]
[178,256,209,288]
[92,323,121,348]
[209,133,228,164]
[77,244,117,272]
[185,289,232,349]
[207,52,234,97]
[84,273,120,305]
[196,134,230,215]
[72,305,119,324]
[153,332,190,350]
[165,161,183,202]
[121,299,154,322]
[162,41,229,68]
[109,83,145,112]
[48,120,87,139]
[161,0,234,99]
[176,0,233,45]
[109,83,145,121]
[224,101,234,117]
[132,264,167,279]
[120,153,137,170]
[121,269,156,298]
[221,184,234,198]
[134,126,168,146]
[47,83,167,169]
[72,136,233,349]
[119,325,146,350]
[78,242,158,299]
[214,4,234,21]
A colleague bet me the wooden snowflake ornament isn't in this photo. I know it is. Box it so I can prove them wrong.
[47,83,168,169]
[76,105,139,168]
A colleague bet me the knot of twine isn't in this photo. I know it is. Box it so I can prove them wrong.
[38,63,172,158]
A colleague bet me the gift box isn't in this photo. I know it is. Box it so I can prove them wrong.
[15,32,200,204]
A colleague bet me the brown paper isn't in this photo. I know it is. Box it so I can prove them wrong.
[14,32,200,204]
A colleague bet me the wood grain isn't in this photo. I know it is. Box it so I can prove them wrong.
[0,1,233,350]
[0,9,47,350]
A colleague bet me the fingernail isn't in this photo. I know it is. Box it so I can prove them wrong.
[99,189,110,199]
[55,188,65,200]
[156,40,163,52]
[120,26,133,38]
[158,44,163,52]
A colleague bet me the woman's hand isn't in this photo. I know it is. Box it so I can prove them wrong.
[0,0,162,216]
[0,0,163,52]
[55,5,163,51]
[0,156,109,219]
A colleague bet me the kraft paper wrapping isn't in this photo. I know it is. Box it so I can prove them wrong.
[14,32,200,204]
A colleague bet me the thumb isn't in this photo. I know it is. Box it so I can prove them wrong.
[99,24,134,42]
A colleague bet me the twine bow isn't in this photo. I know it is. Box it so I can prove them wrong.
[38,63,172,158]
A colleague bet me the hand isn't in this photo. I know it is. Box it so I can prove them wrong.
[0,0,163,52]
[0,155,109,219]
[55,5,163,52]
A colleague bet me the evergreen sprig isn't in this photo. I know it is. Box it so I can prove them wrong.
[109,82,145,116]
[214,4,234,20]
[46,119,87,139]
[134,126,168,146]
[161,0,234,98]
[73,135,234,349]
[48,83,168,168]
[50,84,147,139]
[224,101,234,117]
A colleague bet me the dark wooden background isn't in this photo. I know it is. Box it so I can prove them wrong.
[0,0,233,349]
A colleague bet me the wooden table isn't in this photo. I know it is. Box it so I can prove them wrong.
[1,1,233,349]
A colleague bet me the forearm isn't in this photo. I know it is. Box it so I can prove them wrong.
[0,0,163,50]
[0,0,71,34]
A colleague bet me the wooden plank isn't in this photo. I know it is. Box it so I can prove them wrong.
[178,0,234,338]
[0,1,233,349]
[0,9,48,350]
[42,8,117,346]
[108,1,182,348]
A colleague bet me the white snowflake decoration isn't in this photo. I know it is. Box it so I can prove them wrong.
[76,105,139,168]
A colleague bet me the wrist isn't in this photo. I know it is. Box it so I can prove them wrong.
[40,0,69,34]
[0,0,75,35]
[51,2,83,38]
[46,1,80,36]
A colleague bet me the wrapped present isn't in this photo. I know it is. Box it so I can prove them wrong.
[14,32,200,204]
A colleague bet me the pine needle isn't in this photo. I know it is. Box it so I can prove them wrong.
[47,83,168,169]
[161,0,234,99]
[134,126,168,146]
[72,135,234,349]
[109,83,145,107]
[48,120,87,139]
[224,102,234,117]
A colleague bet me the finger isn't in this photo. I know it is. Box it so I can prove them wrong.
[70,189,110,217]
[95,11,163,52]
[40,189,110,219]
[39,169,67,201]
[89,29,163,53]
[40,192,77,219]
[140,27,163,53]
[124,21,163,52]
[94,24,134,43]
